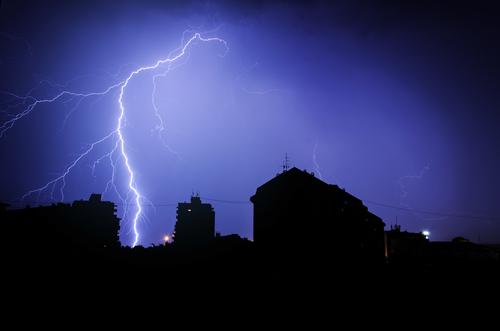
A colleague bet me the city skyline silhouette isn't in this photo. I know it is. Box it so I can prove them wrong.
[1,1,500,248]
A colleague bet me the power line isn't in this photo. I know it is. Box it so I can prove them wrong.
[363,200,500,221]
[201,197,500,221]
[200,197,249,204]
[3,197,500,222]
[200,197,500,221]
[201,197,500,222]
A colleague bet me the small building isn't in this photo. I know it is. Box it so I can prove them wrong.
[70,193,121,248]
[385,225,429,264]
[173,195,215,247]
[1,194,120,250]
[250,167,385,264]
[0,202,9,215]
[427,238,500,264]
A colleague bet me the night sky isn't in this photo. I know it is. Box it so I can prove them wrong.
[1,0,499,246]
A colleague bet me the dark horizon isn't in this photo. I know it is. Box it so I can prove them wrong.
[1,0,500,246]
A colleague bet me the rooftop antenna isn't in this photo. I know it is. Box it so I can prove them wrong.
[283,153,290,172]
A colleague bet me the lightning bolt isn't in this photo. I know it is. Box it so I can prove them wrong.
[312,142,323,180]
[398,164,431,207]
[1,32,228,247]
[396,164,433,227]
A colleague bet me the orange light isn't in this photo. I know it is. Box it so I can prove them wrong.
[163,234,170,242]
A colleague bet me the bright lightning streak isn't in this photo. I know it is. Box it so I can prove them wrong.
[2,32,228,247]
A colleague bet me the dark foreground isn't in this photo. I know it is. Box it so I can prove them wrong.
[4,239,500,303]
[3,245,499,328]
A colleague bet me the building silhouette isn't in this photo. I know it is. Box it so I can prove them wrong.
[1,193,120,250]
[173,195,215,247]
[0,202,9,213]
[427,237,500,264]
[250,167,385,264]
[385,225,428,264]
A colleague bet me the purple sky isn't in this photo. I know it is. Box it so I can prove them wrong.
[1,0,500,245]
